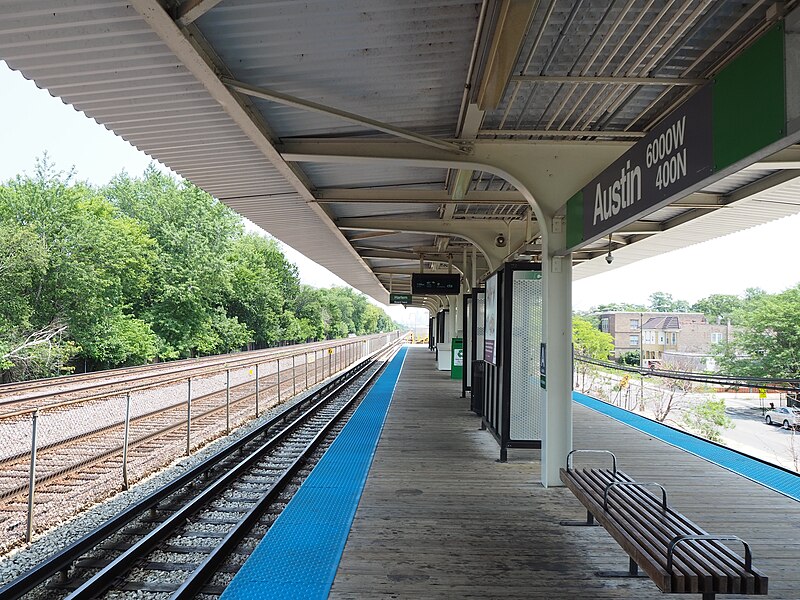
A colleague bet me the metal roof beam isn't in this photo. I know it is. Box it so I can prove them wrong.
[670,192,724,208]
[373,267,463,276]
[128,0,387,300]
[315,189,527,205]
[347,231,399,241]
[510,75,707,86]
[336,216,529,271]
[751,145,800,169]
[475,0,539,111]
[174,0,224,27]
[361,249,471,264]
[616,222,663,235]
[723,169,800,203]
[223,78,468,155]
[479,129,646,138]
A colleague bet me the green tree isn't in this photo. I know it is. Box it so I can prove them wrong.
[0,221,75,379]
[0,159,159,370]
[573,315,614,392]
[105,168,249,357]
[618,350,640,366]
[717,285,800,379]
[1,159,399,381]
[682,398,734,443]
[226,234,297,345]
[573,316,614,359]
[648,291,690,312]
[692,294,742,323]
[592,302,647,313]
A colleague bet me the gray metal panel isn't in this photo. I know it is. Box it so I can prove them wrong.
[701,168,778,194]
[303,163,447,190]
[196,0,477,189]
[332,203,442,219]
[487,1,774,135]
[196,0,475,133]
[0,0,389,301]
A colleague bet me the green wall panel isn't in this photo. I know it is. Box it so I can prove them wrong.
[566,190,583,249]
[713,23,786,171]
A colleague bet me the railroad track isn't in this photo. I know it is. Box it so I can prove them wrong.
[0,360,301,503]
[0,335,377,412]
[0,342,400,599]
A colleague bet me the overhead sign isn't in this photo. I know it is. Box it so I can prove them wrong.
[566,20,798,251]
[581,86,713,243]
[411,273,460,294]
[389,293,412,305]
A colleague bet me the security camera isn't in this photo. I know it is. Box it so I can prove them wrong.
[495,234,507,247]
[605,252,614,265]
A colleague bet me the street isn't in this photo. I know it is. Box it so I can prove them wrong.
[722,395,800,472]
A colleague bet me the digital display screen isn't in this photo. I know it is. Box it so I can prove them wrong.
[411,273,460,294]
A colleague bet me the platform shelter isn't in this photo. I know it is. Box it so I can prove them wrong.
[3,0,800,487]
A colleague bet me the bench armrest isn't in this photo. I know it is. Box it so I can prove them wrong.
[667,534,752,573]
[566,449,617,475]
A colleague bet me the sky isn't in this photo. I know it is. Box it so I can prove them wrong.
[2,60,799,319]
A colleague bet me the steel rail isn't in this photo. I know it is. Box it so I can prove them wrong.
[0,334,381,398]
[0,342,396,599]
[0,335,377,409]
[0,374,274,503]
[0,337,370,419]
[102,345,395,599]
[0,358,295,473]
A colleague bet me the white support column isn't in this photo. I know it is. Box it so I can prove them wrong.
[450,295,461,338]
[541,215,573,487]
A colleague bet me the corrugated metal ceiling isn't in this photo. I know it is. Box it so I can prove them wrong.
[1,0,798,304]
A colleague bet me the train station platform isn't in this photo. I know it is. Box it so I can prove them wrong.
[230,345,800,599]
[330,346,800,599]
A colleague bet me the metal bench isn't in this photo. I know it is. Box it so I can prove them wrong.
[559,450,768,600]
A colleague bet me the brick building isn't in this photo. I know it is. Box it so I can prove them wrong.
[594,311,732,370]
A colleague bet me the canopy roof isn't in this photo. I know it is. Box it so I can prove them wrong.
[3,1,798,305]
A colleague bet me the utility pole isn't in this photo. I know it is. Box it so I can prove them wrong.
[639,312,644,409]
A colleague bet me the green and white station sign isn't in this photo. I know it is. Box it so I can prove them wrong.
[566,13,800,251]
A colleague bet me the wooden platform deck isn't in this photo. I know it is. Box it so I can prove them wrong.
[330,345,800,599]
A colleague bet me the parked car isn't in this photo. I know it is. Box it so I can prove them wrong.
[764,406,800,428]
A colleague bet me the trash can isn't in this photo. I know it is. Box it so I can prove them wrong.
[436,343,451,370]
[450,337,463,380]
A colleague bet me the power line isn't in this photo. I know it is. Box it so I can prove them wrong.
[575,356,800,394]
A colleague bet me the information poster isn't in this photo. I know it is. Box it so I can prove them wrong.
[484,273,498,365]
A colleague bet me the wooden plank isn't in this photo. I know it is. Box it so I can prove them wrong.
[329,348,786,599]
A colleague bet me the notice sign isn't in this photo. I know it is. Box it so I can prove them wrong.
[585,86,713,244]
[453,347,463,367]
[565,21,800,251]
[568,85,713,249]
[389,293,412,305]
[484,273,498,365]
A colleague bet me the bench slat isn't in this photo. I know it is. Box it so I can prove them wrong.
[593,471,764,594]
[569,469,699,592]
[562,468,674,591]
[560,466,768,596]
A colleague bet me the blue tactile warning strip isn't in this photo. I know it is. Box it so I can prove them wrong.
[574,391,800,502]
[221,346,408,600]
